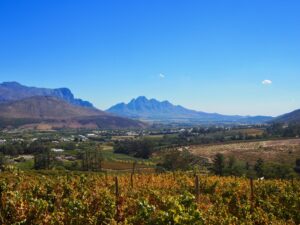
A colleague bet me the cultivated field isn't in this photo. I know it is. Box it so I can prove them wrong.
[190,139,300,164]
[0,171,298,224]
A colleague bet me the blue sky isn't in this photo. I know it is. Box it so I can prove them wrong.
[0,0,300,116]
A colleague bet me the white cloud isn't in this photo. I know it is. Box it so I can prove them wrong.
[262,79,272,85]
[159,73,165,79]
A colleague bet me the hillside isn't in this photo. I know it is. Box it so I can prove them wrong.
[0,96,103,119]
[0,96,146,129]
[107,96,273,124]
[272,109,300,124]
[0,81,94,108]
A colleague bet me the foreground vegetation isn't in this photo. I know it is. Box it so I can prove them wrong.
[0,171,299,224]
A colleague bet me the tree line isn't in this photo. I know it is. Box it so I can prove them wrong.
[212,153,299,179]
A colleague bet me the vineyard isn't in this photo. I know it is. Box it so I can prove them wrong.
[0,171,299,225]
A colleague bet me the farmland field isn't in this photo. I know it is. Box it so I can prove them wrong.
[101,161,154,171]
[190,138,300,164]
[0,171,299,224]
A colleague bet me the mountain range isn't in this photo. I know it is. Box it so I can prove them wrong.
[107,96,273,124]
[0,82,146,129]
[0,82,299,129]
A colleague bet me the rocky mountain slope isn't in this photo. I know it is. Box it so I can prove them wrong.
[0,82,93,108]
[0,93,146,129]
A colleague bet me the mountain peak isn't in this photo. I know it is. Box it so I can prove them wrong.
[107,96,192,119]
[0,81,94,108]
[107,96,273,124]
[134,96,148,102]
[1,81,22,87]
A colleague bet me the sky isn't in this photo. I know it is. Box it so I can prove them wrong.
[0,0,300,116]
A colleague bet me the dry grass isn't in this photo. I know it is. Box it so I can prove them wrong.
[234,128,265,136]
[190,138,300,164]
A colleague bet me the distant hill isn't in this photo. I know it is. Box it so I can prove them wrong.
[0,81,94,108]
[107,96,273,124]
[272,109,300,124]
[0,96,103,119]
[0,96,146,129]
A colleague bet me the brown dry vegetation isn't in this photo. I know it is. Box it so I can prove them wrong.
[0,172,299,224]
[190,139,300,164]
[233,128,265,136]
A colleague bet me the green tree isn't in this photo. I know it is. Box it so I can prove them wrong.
[0,153,6,170]
[245,161,250,170]
[158,149,195,171]
[294,158,300,175]
[228,156,236,169]
[226,155,244,176]
[254,158,264,177]
[34,149,51,170]
[213,153,225,176]
[82,146,103,171]
[263,163,294,179]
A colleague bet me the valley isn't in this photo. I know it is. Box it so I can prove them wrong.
[0,82,300,224]
[2,0,300,223]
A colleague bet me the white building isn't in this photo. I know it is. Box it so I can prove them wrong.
[51,148,65,153]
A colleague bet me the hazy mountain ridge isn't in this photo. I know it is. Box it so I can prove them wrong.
[107,96,273,124]
[272,109,300,124]
[0,82,94,108]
